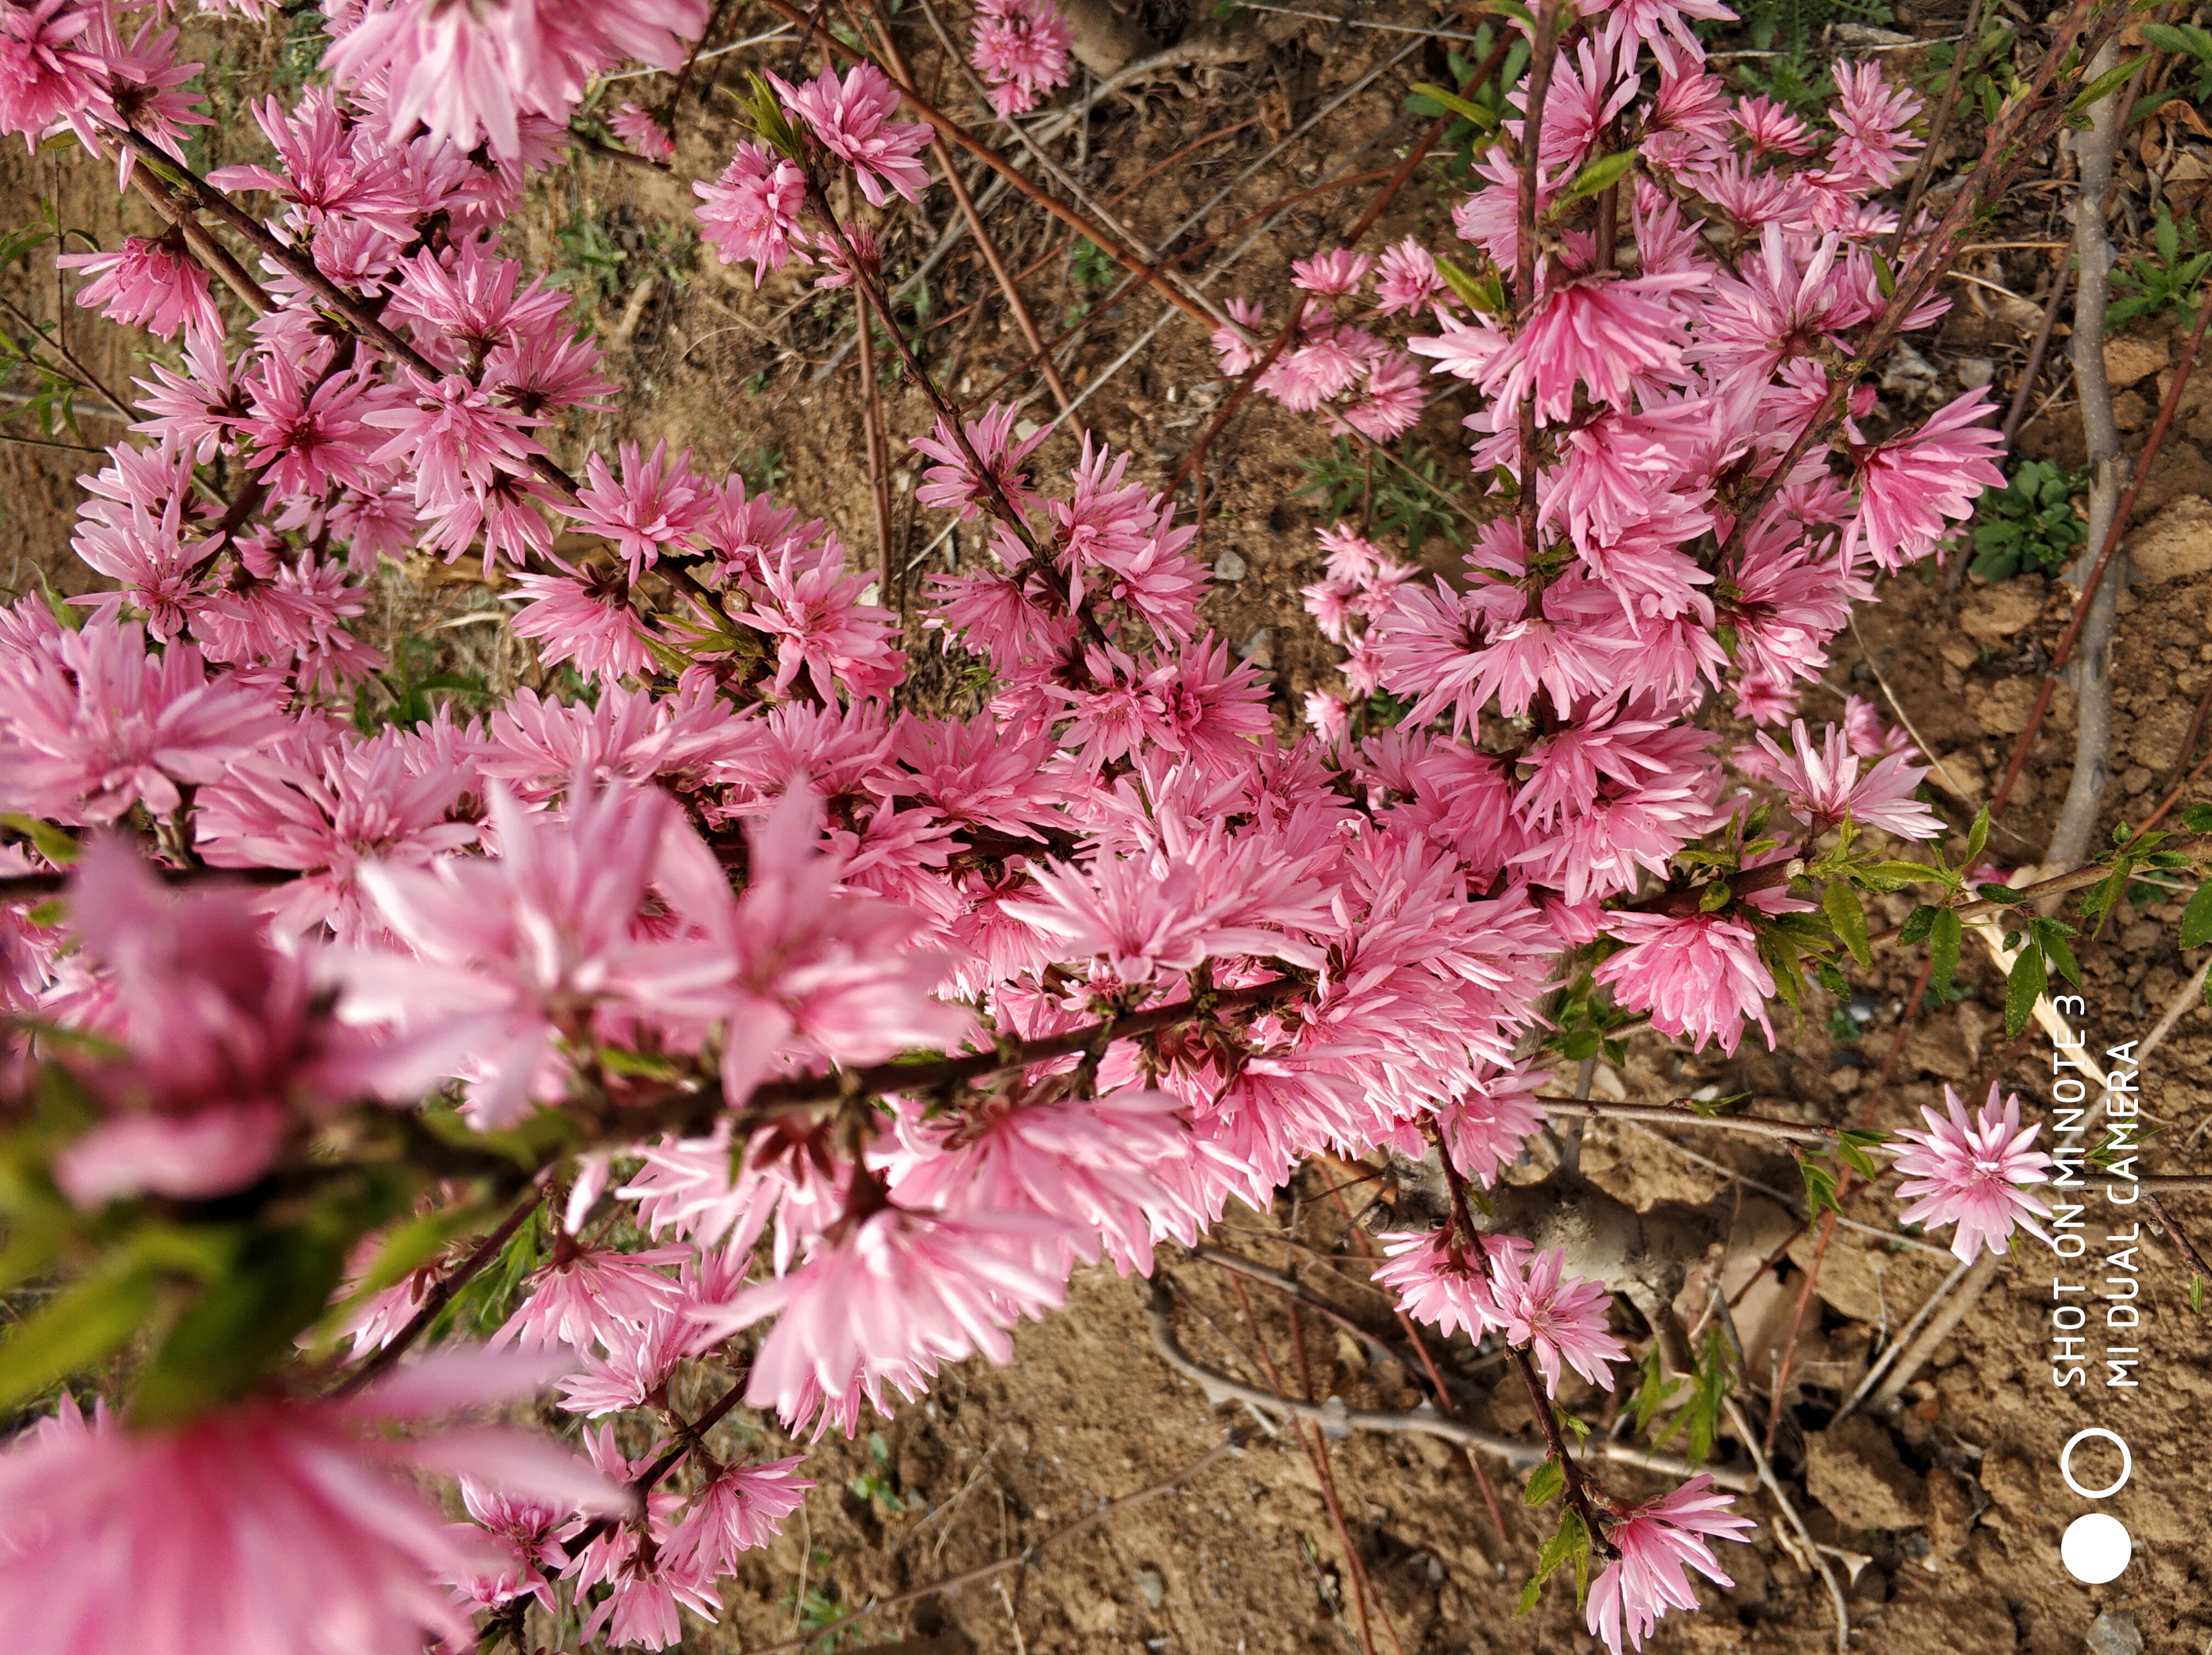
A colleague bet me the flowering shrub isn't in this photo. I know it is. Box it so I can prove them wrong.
[0,0,2136,1651]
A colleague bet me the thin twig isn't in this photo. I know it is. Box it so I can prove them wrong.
[1722,1396,1849,1654]
[1830,1256,1974,1422]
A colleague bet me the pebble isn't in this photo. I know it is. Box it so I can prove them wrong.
[1013,418,1040,441]
[1135,1566,1166,1611]
[1238,628,1272,669]
[1958,357,1995,390]
[2086,1611,2144,1655]
[1214,549,1247,582]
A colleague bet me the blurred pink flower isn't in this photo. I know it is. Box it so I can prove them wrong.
[611,101,675,162]
[696,1200,1066,1436]
[1585,1474,1754,1654]
[970,0,1071,117]
[1891,1082,2051,1264]
[0,1349,629,1655]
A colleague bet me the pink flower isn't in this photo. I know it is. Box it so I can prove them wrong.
[500,1236,691,1354]
[1210,296,1266,374]
[1585,1474,1755,1654]
[1825,60,1923,191]
[0,618,288,824]
[0,1349,630,1655]
[1593,910,1775,1056]
[970,0,1072,117]
[663,1457,813,1580]
[611,100,675,162]
[1890,1082,2052,1263]
[1482,1245,1628,1397]
[575,439,712,580]
[1846,387,2006,570]
[336,783,733,1128]
[509,570,658,685]
[1475,272,1700,424]
[770,63,932,207]
[694,142,809,282]
[1745,718,1939,839]
[1434,1063,1549,1185]
[58,234,222,342]
[1373,1228,1501,1343]
[912,402,1044,522]
[1373,235,1449,315]
[1290,249,1373,297]
[695,1201,1067,1436]
[0,0,100,145]
[732,537,906,703]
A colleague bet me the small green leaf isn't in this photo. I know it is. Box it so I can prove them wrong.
[1523,1459,1565,1506]
[1976,882,2024,906]
[2180,882,2212,949]
[2004,944,2047,1038]
[1408,82,1498,128]
[2191,1276,2205,1315]
[1898,904,1939,947]
[2143,21,2212,62]
[1434,254,1506,316]
[2182,803,2212,834]
[1963,806,1990,868]
[132,1227,350,1425]
[0,1257,161,1414]
[1824,881,1871,969]
[2070,57,2146,116]
[1929,908,1962,1000]
[1801,1158,1841,1218]
[1564,148,1636,198]
[1871,251,1897,301]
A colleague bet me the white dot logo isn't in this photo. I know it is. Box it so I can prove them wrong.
[2061,1513,2132,1584]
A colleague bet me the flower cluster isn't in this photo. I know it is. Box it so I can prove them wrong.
[0,2,2074,1652]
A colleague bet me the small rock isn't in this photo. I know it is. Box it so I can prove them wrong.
[1012,418,1040,441]
[1966,675,2039,735]
[1805,1416,1928,1532]
[2103,333,2170,388]
[1213,549,1247,582]
[1957,357,1995,390]
[1938,635,1981,669]
[2086,1610,2145,1655]
[1927,750,1987,801]
[1959,581,2044,643]
[1134,1565,1166,1611]
[2128,494,2212,582]
[1881,341,1939,403]
[2114,389,2151,432]
[1238,627,1272,668]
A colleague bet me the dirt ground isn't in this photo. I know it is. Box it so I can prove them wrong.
[7,3,2212,1653]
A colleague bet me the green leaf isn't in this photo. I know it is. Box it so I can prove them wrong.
[2004,944,2047,1038]
[1898,904,1939,947]
[2192,1276,2205,1316]
[1434,254,1506,316]
[1976,882,2025,906]
[2180,882,2212,949]
[0,1257,161,1414]
[1630,1345,1683,1436]
[1408,82,1497,128]
[1564,148,1636,198]
[1929,908,1962,1000]
[1871,251,1897,301]
[2182,803,2212,834]
[2070,57,2146,116]
[1523,1459,1565,1506]
[1801,1158,1841,1218]
[1824,882,1871,969]
[0,813,80,868]
[2142,22,2212,63]
[132,1227,350,1425]
[1964,806,1990,868]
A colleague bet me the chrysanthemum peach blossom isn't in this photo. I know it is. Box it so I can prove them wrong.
[1890,1082,2052,1263]
[1585,1474,1755,1653]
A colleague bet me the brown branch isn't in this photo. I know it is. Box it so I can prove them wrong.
[2000,258,2068,451]
[860,0,1072,412]
[760,0,1224,330]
